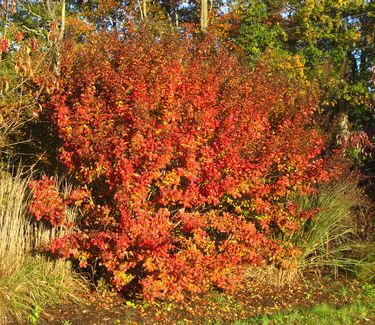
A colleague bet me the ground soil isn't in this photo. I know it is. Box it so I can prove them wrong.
[37,273,371,325]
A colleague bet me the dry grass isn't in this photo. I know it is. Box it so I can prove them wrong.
[0,169,87,323]
[0,170,31,276]
[244,265,300,288]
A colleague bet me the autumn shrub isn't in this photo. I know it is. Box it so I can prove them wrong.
[32,29,334,300]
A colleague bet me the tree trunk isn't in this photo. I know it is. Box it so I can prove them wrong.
[143,0,147,19]
[200,0,208,32]
[175,5,179,28]
[54,0,65,76]
[59,0,65,42]
[336,100,350,145]
[137,0,144,21]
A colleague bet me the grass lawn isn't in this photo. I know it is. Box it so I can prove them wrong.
[235,299,375,324]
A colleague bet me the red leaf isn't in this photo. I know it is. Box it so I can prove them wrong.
[1,38,7,53]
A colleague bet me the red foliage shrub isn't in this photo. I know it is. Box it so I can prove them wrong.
[29,176,67,227]
[37,30,331,299]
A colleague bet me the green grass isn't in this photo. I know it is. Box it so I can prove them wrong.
[232,299,375,324]
[206,284,375,325]
[0,256,87,323]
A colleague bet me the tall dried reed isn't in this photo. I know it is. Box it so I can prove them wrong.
[0,170,86,322]
[0,170,31,276]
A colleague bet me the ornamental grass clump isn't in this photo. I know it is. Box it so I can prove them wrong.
[291,177,367,275]
[0,170,86,322]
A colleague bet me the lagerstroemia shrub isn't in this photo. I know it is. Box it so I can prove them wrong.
[31,30,331,300]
